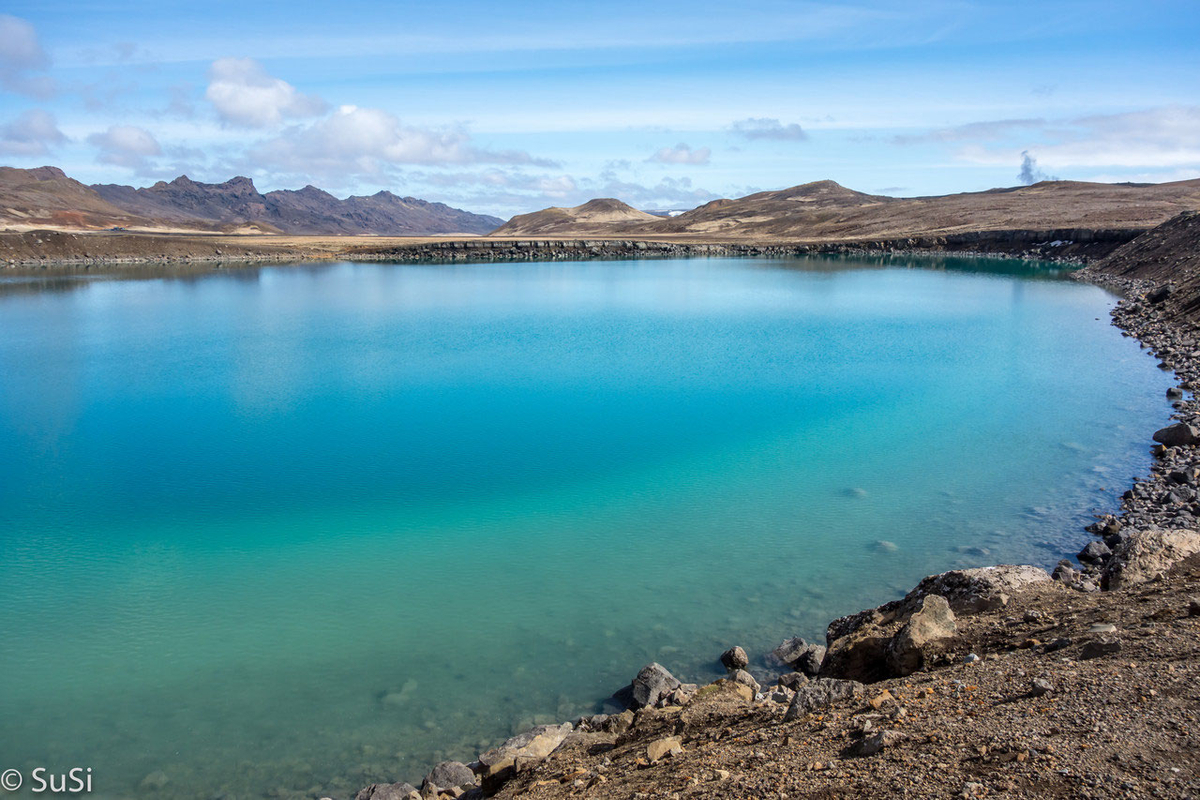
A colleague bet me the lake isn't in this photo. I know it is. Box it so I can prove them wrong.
[0,255,1171,798]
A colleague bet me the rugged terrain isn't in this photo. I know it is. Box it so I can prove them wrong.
[494,179,1200,241]
[0,166,502,235]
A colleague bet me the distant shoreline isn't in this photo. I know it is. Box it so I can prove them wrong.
[0,226,1144,273]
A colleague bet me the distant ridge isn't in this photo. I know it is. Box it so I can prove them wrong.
[492,178,1200,240]
[0,166,505,235]
[492,197,657,236]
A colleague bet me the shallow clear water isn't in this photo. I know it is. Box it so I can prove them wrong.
[0,255,1171,798]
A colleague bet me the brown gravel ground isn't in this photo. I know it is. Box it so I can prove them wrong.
[484,556,1200,800]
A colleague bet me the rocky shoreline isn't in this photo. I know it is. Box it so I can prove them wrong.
[347,217,1200,800]
[0,225,1144,271]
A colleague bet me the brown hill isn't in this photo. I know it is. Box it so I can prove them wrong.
[492,179,1200,242]
[492,198,658,236]
[1085,210,1200,320]
[0,166,152,230]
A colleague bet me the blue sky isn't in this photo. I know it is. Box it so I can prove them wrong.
[0,0,1197,217]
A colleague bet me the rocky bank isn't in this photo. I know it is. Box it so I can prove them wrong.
[347,213,1200,800]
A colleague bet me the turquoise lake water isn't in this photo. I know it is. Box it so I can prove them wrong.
[0,255,1172,798]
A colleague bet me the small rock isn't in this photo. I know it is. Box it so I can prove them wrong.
[1167,386,1184,400]
[853,729,905,756]
[646,736,683,763]
[1030,678,1054,697]
[713,769,730,780]
[963,653,980,664]
[1188,596,1200,617]
[1088,622,1117,634]
[1077,540,1112,564]
[1079,637,1123,660]
[719,646,748,671]
[777,671,809,691]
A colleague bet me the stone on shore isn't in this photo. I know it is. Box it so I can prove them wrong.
[728,668,760,694]
[886,594,957,676]
[1102,529,1200,589]
[626,662,682,709]
[1152,422,1200,447]
[767,637,809,668]
[355,782,418,800]
[478,723,573,780]
[422,762,476,792]
[719,646,748,671]
[782,678,865,721]
[1077,540,1112,564]
[646,736,683,763]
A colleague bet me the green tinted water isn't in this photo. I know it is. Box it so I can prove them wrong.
[0,256,1170,798]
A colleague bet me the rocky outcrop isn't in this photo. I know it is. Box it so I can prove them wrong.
[782,678,865,721]
[885,595,957,676]
[1103,529,1200,589]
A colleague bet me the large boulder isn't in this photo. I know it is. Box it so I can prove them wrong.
[1152,423,1200,447]
[905,565,1050,614]
[627,662,681,709]
[782,678,865,721]
[886,594,957,676]
[422,761,476,792]
[1102,529,1200,589]
[477,723,573,779]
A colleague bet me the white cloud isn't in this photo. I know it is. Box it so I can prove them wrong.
[247,104,555,185]
[921,106,1200,171]
[730,118,808,141]
[205,57,327,127]
[0,15,56,98]
[87,125,163,171]
[648,142,711,165]
[0,109,66,155]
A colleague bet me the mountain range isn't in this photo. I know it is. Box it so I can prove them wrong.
[0,166,504,235]
[493,178,1200,240]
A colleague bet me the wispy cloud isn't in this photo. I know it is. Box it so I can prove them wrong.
[245,105,557,187]
[648,142,711,165]
[87,125,163,172]
[0,15,56,98]
[205,58,327,128]
[730,118,808,141]
[0,109,66,156]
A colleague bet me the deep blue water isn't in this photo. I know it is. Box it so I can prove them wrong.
[0,255,1171,798]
